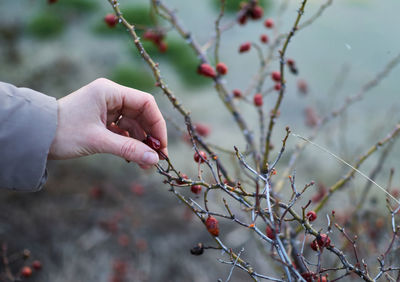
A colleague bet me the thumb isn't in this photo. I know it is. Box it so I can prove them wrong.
[99,129,159,165]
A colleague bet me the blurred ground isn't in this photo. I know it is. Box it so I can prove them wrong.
[1,0,400,281]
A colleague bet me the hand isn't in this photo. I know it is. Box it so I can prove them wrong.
[48,78,167,168]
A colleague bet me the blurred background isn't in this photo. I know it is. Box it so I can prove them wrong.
[1,0,400,281]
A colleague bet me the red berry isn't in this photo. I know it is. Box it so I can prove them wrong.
[205,216,219,236]
[301,272,316,282]
[89,186,103,199]
[190,185,202,194]
[305,107,319,127]
[317,234,331,247]
[265,225,276,240]
[306,211,317,221]
[287,58,295,67]
[250,6,263,20]
[253,93,263,107]
[113,260,127,275]
[260,34,269,44]
[216,62,228,75]
[194,123,211,137]
[130,183,145,196]
[118,234,130,246]
[176,173,188,185]
[136,238,148,251]
[198,63,216,78]
[297,79,308,94]
[310,239,319,251]
[271,71,281,82]
[194,151,207,163]
[274,83,281,91]
[264,18,274,28]
[144,135,161,151]
[48,0,57,3]
[318,276,328,282]
[239,42,251,53]
[32,260,42,270]
[233,89,242,98]
[21,266,32,277]
[143,30,157,41]
[104,14,118,28]
[238,14,248,25]
[158,41,168,53]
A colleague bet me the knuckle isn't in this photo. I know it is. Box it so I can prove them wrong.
[120,140,137,160]
[94,77,111,85]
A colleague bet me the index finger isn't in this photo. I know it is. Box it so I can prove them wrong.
[113,85,168,155]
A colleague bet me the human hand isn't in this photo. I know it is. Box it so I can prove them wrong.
[48,78,167,168]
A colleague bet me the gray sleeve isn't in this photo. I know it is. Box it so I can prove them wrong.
[0,82,58,192]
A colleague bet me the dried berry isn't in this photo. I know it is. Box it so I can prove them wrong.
[310,239,319,251]
[205,216,219,236]
[144,135,161,151]
[198,63,217,78]
[306,211,317,222]
[191,184,202,194]
[265,225,276,240]
[253,93,263,107]
[216,62,228,75]
[238,14,248,25]
[104,14,118,28]
[194,151,207,163]
[287,58,295,67]
[239,42,251,53]
[260,34,269,44]
[264,18,274,28]
[190,243,204,255]
[250,6,264,20]
[48,0,58,3]
[271,71,281,82]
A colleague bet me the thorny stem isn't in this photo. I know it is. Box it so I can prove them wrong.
[262,0,308,173]
[151,0,258,163]
[313,124,400,214]
[275,52,400,192]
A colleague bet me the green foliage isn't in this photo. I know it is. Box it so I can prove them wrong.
[27,13,65,38]
[165,38,211,88]
[121,4,153,26]
[53,0,99,12]
[110,65,155,92]
[93,4,154,36]
[91,20,126,36]
[212,0,271,13]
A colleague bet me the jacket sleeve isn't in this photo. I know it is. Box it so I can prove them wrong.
[0,82,58,192]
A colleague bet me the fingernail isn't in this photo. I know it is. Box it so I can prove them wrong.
[142,151,159,164]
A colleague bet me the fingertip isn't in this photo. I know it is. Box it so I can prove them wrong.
[141,151,159,165]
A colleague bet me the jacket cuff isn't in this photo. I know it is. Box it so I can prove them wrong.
[0,83,58,191]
